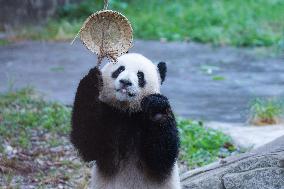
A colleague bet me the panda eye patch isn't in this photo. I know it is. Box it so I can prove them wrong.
[137,71,146,87]
[112,66,125,78]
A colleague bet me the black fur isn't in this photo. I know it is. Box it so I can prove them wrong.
[140,94,179,181]
[120,79,132,86]
[71,67,179,181]
[157,62,167,84]
[137,71,146,88]
[112,66,125,79]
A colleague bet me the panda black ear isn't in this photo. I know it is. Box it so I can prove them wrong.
[157,62,167,84]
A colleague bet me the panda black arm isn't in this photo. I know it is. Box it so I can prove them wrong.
[140,94,180,181]
[70,67,103,162]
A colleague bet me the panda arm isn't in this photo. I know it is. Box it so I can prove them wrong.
[70,67,103,162]
[140,94,180,181]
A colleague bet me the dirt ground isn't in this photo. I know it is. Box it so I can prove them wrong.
[0,134,91,188]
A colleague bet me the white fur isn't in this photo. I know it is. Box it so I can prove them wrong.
[99,53,161,112]
[91,157,181,189]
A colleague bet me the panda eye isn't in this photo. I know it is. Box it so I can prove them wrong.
[112,66,125,78]
[137,71,146,88]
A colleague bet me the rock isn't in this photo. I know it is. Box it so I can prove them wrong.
[181,135,284,189]
[4,144,17,158]
[223,168,284,189]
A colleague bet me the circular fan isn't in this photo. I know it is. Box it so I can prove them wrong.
[80,10,133,64]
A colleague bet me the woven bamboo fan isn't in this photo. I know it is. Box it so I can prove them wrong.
[78,0,133,65]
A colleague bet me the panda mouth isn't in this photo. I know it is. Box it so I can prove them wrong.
[116,89,136,97]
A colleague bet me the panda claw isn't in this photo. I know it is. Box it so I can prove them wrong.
[151,113,164,122]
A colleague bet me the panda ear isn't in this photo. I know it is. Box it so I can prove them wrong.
[157,62,167,84]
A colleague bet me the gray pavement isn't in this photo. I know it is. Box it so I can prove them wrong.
[0,40,284,123]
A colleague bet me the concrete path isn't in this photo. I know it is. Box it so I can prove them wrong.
[0,40,284,123]
[206,122,284,149]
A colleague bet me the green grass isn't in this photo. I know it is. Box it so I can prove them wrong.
[0,88,70,150]
[178,119,235,168]
[249,98,284,125]
[19,0,284,47]
[212,76,225,81]
[0,88,236,168]
[0,39,10,46]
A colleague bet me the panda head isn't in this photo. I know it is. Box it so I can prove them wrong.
[99,53,167,112]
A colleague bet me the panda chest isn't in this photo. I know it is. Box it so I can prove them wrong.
[100,110,143,154]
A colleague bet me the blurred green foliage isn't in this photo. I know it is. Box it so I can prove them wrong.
[0,39,10,46]
[22,0,284,47]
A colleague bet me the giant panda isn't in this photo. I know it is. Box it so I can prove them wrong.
[71,53,181,189]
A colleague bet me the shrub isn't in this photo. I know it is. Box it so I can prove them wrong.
[249,98,283,125]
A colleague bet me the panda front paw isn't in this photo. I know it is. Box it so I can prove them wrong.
[141,94,172,123]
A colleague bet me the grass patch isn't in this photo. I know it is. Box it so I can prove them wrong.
[249,98,284,125]
[0,39,10,46]
[0,88,70,150]
[178,119,236,168]
[212,76,225,81]
[0,88,90,187]
[18,0,284,47]
[50,66,65,72]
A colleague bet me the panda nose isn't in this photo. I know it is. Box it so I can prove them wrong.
[120,79,132,86]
